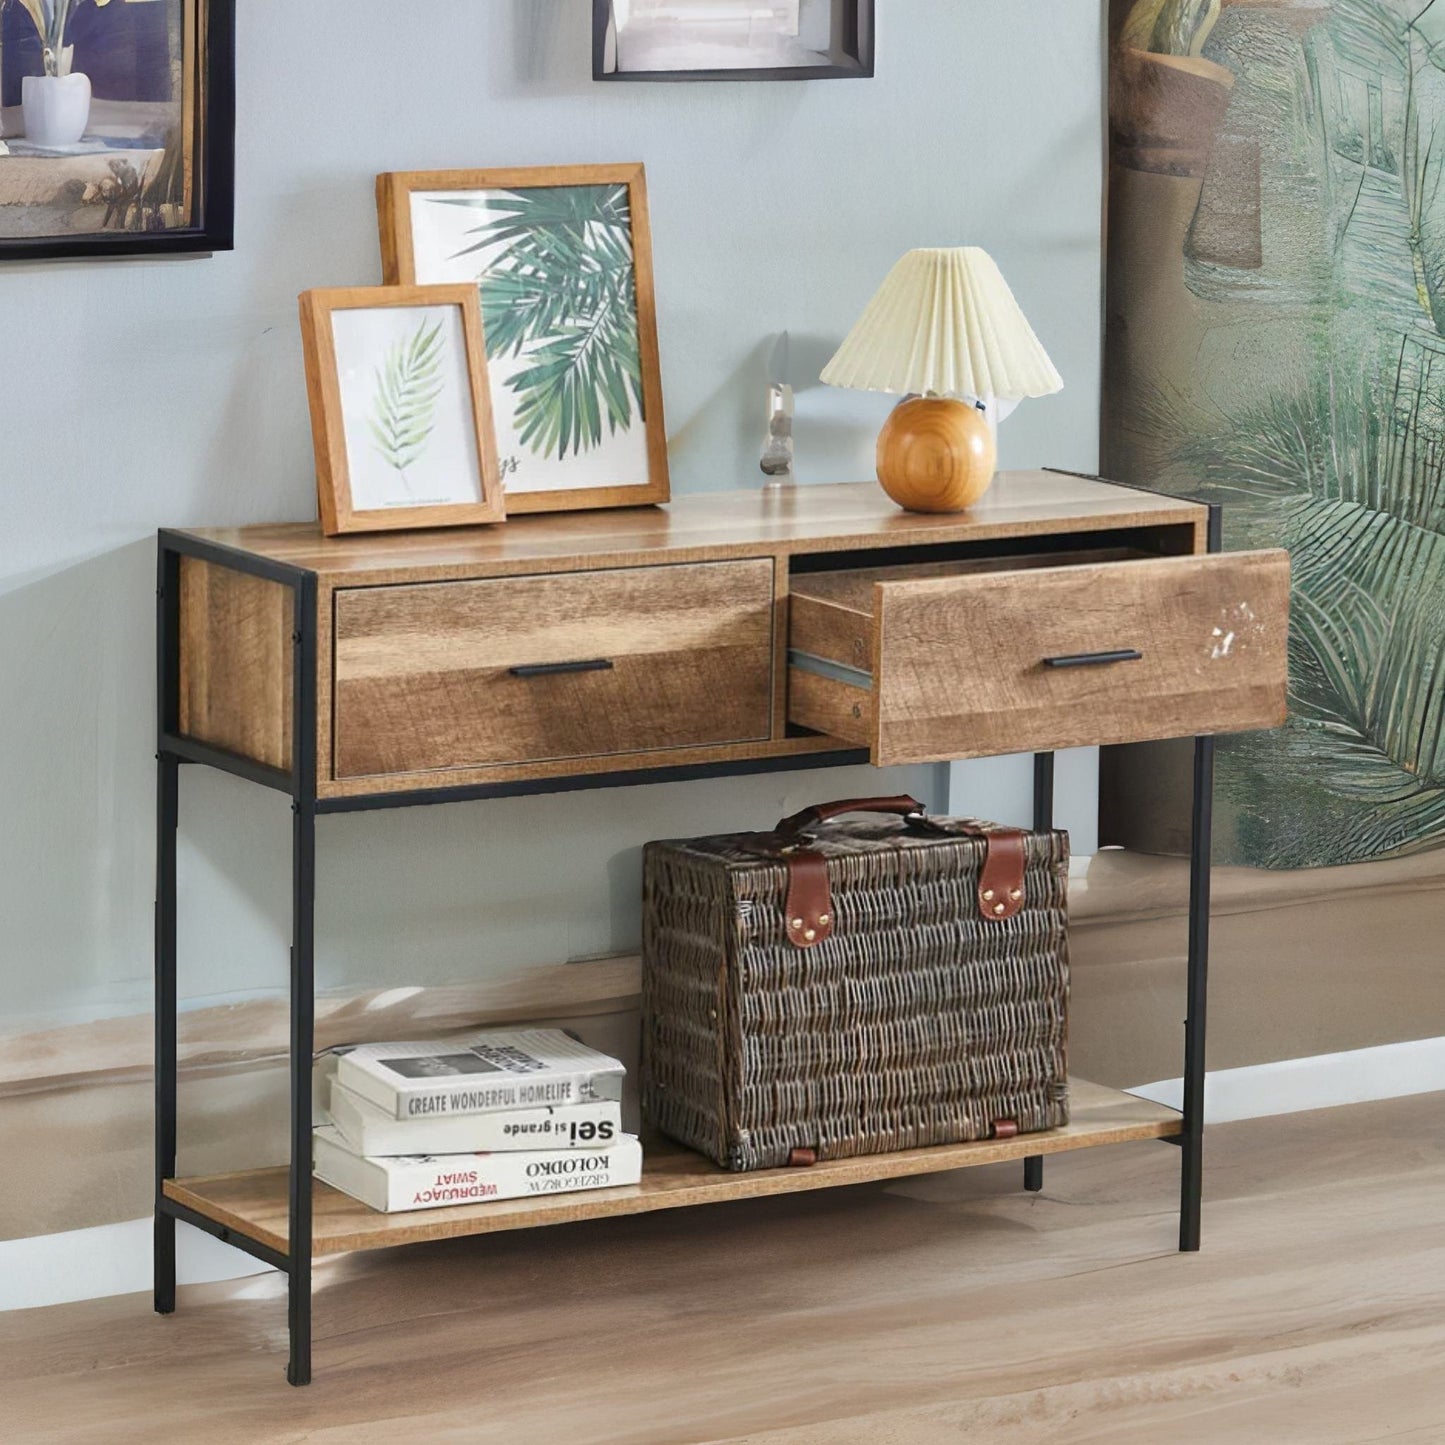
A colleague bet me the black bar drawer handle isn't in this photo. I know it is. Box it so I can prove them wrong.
[507,658,615,679]
[1042,648,1143,669]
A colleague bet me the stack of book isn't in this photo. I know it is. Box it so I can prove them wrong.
[313,1029,642,1213]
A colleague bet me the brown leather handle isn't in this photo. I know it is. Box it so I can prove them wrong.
[774,807,1033,947]
[768,797,1031,949]
[776,795,926,836]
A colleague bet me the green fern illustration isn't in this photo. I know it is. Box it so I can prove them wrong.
[368,317,446,489]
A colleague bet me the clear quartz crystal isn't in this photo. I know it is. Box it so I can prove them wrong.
[761,381,794,485]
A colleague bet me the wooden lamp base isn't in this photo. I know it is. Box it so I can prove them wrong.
[875,396,997,513]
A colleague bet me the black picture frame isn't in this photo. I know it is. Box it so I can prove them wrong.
[0,0,234,261]
[592,0,873,82]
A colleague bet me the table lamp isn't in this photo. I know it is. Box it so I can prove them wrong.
[821,247,1063,512]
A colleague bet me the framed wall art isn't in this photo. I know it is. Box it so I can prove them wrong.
[376,163,670,514]
[1103,0,1445,870]
[0,0,233,259]
[592,0,873,82]
[298,285,505,537]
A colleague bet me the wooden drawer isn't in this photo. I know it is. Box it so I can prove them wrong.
[334,560,774,778]
[788,550,1290,765]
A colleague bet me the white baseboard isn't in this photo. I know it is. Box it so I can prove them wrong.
[1131,1035,1445,1122]
[4,1037,1442,1314]
[0,1216,274,1313]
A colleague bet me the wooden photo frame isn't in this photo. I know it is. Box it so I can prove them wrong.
[298,285,505,536]
[376,164,669,515]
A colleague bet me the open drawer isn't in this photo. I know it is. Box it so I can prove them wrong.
[787,549,1290,765]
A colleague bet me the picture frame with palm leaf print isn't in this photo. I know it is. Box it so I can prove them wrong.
[298,284,505,536]
[376,163,669,514]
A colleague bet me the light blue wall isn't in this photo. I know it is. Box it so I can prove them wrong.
[0,0,1103,1029]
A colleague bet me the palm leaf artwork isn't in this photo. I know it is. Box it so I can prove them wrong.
[428,185,642,461]
[1161,351,1445,868]
[1113,0,1445,868]
[367,317,446,491]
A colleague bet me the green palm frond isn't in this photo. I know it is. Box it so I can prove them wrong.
[508,307,642,460]
[1168,348,1445,867]
[428,184,642,460]
[1116,6,1445,868]
[368,317,445,480]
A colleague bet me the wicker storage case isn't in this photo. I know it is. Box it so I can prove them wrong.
[641,796,1070,1172]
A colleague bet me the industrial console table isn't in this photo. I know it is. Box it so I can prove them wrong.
[154,472,1290,1384]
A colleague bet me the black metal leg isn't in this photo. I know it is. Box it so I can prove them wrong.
[1179,503,1221,1252]
[287,575,319,1387]
[154,754,179,1313]
[287,800,316,1385]
[154,542,180,1316]
[1179,732,1214,1252]
[1031,751,1055,836]
[154,537,323,1378]
[1024,751,1055,1193]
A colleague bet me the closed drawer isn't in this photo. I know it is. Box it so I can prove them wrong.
[334,560,774,778]
[788,550,1290,765]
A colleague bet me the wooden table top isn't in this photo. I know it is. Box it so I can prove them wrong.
[169,473,1207,580]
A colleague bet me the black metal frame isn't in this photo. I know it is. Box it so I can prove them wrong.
[1041,468,1217,1248]
[1177,504,1221,1252]
[154,529,317,1384]
[1018,489,1219,1249]
[2,0,234,261]
[591,0,874,82]
[153,495,1219,1385]
[1022,750,1055,1196]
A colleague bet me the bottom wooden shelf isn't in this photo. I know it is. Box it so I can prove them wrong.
[164,1078,1180,1258]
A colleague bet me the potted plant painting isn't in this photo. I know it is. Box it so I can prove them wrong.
[1112,0,1232,178]
[0,0,234,257]
[9,0,103,147]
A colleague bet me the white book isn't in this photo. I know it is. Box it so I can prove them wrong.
[331,1029,625,1122]
[328,1079,624,1157]
[312,1125,643,1214]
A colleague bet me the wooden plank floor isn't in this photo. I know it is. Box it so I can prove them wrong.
[3,1092,1443,1444]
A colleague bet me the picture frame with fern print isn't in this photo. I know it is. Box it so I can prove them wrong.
[298,285,505,536]
[376,164,670,514]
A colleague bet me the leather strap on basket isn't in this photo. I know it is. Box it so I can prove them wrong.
[777,798,924,949]
[968,825,1028,923]
[771,797,1030,946]
[783,849,835,948]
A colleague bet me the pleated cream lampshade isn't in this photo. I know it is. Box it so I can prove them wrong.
[821,247,1063,401]
[822,248,1062,512]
